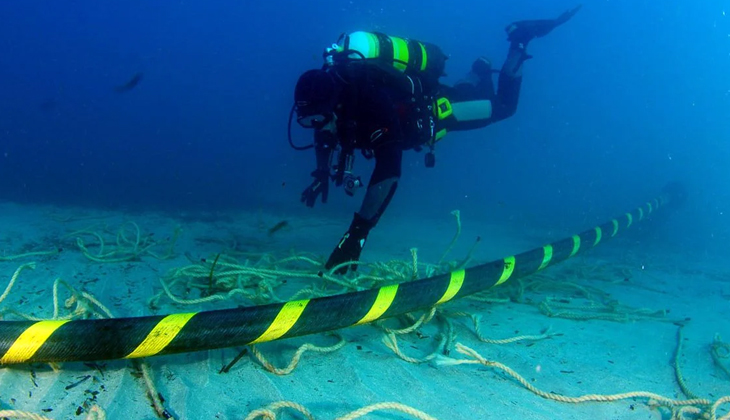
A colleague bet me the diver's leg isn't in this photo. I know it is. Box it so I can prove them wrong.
[358,145,401,223]
[492,43,529,122]
[438,58,499,132]
[494,5,582,121]
[325,144,402,273]
[440,44,529,129]
[450,57,496,102]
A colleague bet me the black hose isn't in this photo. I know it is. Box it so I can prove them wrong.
[288,104,314,151]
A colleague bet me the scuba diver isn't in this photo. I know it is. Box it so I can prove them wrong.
[291,6,582,274]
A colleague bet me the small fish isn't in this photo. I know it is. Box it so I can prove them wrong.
[267,220,289,236]
[64,375,91,390]
[114,72,143,93]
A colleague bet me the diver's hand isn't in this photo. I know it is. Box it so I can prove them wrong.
[506,5,582,45]
[301,169,329,207]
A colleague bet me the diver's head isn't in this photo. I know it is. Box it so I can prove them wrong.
[294,69,338,129]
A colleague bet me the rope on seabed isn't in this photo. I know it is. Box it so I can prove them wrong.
[243,401,438,420]
[249,334,347,375]
[438,342,730,420]
[0,405,106,420]
[5,207,730,419]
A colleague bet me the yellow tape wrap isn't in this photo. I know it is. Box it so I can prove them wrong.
[356,285,398,325]
[1,320,69,364]
[538,245,553,271]
[126,313,196,359]
[437,270,465,304]
[390,36,409,71]
[570,235,581,257]
[593,227,602,246]
[495,256,516,286]
[251,300,309,344]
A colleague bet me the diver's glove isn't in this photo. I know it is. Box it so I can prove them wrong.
[301,169,329,207]
[325,213,373,274]
[505,5,582,46]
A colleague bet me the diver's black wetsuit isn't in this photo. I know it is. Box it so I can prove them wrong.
[356,44,528,222]
[309,45,527,272]
[297,6,582,273]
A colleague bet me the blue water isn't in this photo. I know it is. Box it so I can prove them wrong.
[0,0,728,255]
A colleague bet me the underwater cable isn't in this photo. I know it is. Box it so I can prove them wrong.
[0,187,681,364]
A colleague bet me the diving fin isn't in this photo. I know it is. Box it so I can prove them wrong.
[505,5,582,46]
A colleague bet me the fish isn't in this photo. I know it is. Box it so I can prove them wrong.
[267,220,289,236]
[114,72,143,93]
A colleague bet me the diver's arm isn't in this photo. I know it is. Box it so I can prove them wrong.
[313,129,335,173]
[301,129,336,207]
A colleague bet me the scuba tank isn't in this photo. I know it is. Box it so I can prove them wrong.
[324,31,447,88]
[322,32,453,169]
[287,32,452,175]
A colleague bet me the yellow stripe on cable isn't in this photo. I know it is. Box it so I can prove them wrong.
[495,256,516,286]
[538,245,553,271]
[437,270,465,304]
[356,284,398,325]
[251,300,309,343]
[1,320,69,364]
[570,235,581,257]
[125,313,196,359]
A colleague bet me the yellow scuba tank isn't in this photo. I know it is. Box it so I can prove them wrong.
[324,31,447,82]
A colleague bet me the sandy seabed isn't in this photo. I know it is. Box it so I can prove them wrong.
[0,200,728,420]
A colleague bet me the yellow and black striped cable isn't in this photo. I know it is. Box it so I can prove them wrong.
[0,194,672,364]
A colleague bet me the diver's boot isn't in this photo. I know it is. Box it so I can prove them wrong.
[325,213,373,274]
[505,5,582,48]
